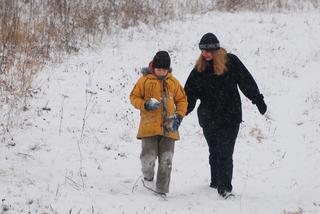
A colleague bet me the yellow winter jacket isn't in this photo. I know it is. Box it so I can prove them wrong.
[130,69,188,140]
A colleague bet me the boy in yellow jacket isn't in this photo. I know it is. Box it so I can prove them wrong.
[130,51,187,195]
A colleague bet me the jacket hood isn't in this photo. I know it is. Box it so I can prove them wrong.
[141,61,172,79]
[141,67,153,76]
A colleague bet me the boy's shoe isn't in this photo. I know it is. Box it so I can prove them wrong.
[144,177,154,182]
[155,191,167,200]
[141,179,167,200]
[158,192,167,197]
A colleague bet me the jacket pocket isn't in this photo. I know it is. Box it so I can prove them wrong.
[141,112,157,124]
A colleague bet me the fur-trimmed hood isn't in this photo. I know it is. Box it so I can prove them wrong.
[141,61,172,76]
[141,67,153,76]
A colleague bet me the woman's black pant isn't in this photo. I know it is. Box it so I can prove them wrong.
[202,123,240,193]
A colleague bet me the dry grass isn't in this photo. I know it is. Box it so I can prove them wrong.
[0,0,319,140]
[0,0,214,139]
[249,127,265,143]
[284,207,304,214]
[215,0,319,11]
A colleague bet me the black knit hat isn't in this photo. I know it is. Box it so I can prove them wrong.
[199,33,220,51]
[152,51,171,69]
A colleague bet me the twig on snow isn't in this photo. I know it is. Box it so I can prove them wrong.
[17,152,35,160]
[65,176,81,191]
[59,94,68,135]
[132,175,143,193]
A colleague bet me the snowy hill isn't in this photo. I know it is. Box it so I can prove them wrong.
[1,11,320,214]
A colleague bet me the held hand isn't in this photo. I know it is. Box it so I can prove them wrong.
[256,99,267,115]
[168,113,183,132]
[144,98,161,111]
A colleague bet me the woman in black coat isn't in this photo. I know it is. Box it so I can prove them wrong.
[184,33,267,199]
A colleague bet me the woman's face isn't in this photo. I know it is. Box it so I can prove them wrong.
[154,68,169,77]
[201,50,213,61]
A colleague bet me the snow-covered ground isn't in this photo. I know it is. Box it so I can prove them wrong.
[1,11,320,214]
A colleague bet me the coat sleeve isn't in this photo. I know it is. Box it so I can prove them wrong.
[129,77,146,111]
[233,54,264,104]
[173,81,188,117]
[184,69,200,115]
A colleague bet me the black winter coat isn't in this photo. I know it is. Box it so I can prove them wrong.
[184,53,264,128]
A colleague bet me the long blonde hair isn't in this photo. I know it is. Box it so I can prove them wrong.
[196,48,228,75]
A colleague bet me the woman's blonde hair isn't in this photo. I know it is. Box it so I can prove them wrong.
[196,48,228,75]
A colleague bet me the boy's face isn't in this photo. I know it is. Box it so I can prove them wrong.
[154,68,169,77]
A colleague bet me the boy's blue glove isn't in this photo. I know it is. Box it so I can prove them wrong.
[168,113,183,132]
[144,98,161,111]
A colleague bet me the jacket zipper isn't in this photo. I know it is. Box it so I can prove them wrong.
[162,80,168,136]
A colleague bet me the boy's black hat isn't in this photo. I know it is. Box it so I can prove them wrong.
[199,33,220,51]
[153,51,171,69]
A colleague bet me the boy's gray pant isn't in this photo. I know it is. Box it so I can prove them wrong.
[140,136,175,193]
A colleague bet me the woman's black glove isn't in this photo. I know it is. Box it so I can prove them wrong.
[253,94,267,115]
[256,99,267,115]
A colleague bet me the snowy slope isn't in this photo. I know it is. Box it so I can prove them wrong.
[1,11,320,214]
